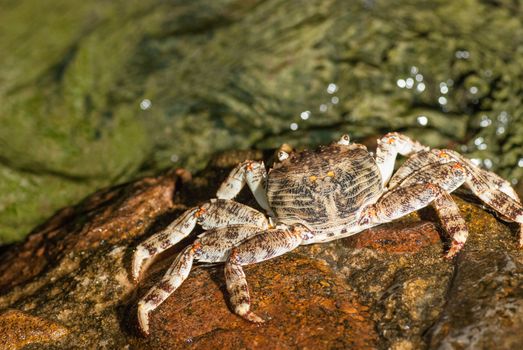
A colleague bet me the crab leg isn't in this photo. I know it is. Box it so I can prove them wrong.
[388,149,452,189]
[216,160,274,216]
[132,199,269,281]
[375,132,430,187]
[137,225,263,335]
[359,161,469,251]
[224,225,313,323]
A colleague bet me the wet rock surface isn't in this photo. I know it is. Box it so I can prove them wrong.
[0,151,522,349]
[2,0,523,243]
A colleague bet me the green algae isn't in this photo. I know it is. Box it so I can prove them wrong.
[1,0,523,242]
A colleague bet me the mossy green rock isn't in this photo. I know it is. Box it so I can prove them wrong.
[1,0,523,242]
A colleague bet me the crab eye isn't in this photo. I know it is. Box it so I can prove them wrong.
[338,134,351,145]
[278,151,289,161]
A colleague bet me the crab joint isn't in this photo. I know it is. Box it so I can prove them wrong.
[195,207,206,218]
[438,150,450,158]
[387,138,395,144]
[246,162,254,171]
[192,242,203,254]
[452,162,464,170]
[327,171,335,177]
[309,175,318,182]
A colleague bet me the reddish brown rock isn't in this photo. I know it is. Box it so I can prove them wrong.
[344,221,441,253]
[0,170,178,292]
[0,309,68,350]
[0,151,521,349]
[133,255,377,349]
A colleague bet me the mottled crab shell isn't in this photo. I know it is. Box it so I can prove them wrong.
[267,142,383,239]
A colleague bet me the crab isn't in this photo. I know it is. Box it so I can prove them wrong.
[131,132,523,335]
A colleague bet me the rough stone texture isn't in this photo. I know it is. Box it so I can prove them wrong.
[2,0,523,243]
[0,150,521,349]
[0,309,68,350]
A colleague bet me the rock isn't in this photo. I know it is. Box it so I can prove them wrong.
[0,309,68,350]
[2,0,523,243]
[0,150,522,349]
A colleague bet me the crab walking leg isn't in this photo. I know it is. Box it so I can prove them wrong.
[137,244,197,335]
[225,225,313,323]
[216,160,274,216]
[137,225,264,335]
[358,180,471,254]
[375,132,430,187]
[464,174,523,243]
[132,207,198,281]
[432,191,469,258]
[388,149,455,189]
[443,149,522,202]
[132,200,269,281]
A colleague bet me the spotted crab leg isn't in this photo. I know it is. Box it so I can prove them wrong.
[359,162,469,256]
[137,225,264,335]
[388,149,452,189]
[224,225,313,323]
[132,199,269,281]
[216,160,275,216]
[375,132,430,187]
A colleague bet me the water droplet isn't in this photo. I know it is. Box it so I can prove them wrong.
[511,179,519,185]
[327,83,338,94]
[290,123,298,131]
[417,115,428,126]
[469,86,478,94]
[439,83,448,94]
[319,104,328,113]
[478,143,487,150]
[415,74,423,82]
[405,78,414,89]
[416,83,426,92]
[455,50,470,59]
[300,111,311,120]
[410,66,419,75]
[470,158,482,166]
[474,137,484,146]
[480,115,491,127]
[483,158,493,169]
[397,79,406,88]
[496,126,505,135]
[518,158,523,167]
[140,99,152,110]
[331,96,339,104]
[170,154,179,162]
[438,96,448,105]
[498,111,509,124]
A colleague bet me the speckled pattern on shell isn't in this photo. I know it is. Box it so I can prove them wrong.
[267,143,382,239]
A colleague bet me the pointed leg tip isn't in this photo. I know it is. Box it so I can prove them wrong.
[137,303,151,337]
[445,241,464,259]
[244,311,265,324]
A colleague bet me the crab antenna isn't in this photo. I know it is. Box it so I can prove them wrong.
[337,134,351,145]
[278,150,289,161]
